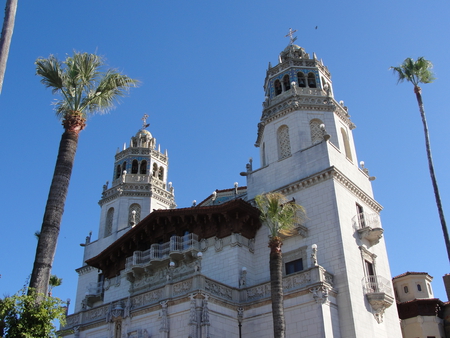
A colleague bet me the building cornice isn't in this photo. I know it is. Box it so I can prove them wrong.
[255,96,355,147]
[276,166,382,213]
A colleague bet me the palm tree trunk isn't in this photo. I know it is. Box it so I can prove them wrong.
[29,127,79,295]
[415,86,450,263]
[0,0,18,94]
[269,237,286,338]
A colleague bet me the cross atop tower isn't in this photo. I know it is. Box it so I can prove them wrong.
[285,28,297,45]
[141,114,150,129]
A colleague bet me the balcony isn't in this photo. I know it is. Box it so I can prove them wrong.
[362,275,394,323]
[85,281,104,306]
[352,212,384,245]
[125,233,199,279]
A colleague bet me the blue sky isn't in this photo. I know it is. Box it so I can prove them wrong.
[0,0,449,312]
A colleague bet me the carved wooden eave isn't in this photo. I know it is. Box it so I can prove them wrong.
[86,199,261,278]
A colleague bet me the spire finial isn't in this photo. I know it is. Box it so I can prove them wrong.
[285,28,297,45]
[141,114,150,129]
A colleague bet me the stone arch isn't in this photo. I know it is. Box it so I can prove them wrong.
[140,160,147,175]
[282,74,291,91]
[152,163,158,177]
[115,165,121,179]
[310,119,324,145]
[277,125,291,160]
[297,72,306,87]
[307,73,316,88]
[274,79,282,96]
[131,160,138,174]
[158,166,164,181]
[341,128,353,161]
[129,203,141,227]
[105,207,114,237]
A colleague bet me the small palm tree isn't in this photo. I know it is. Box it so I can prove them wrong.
[255,192,305,338]
[48,275,62,296]
[29,52,138,296]
[391,57,450,263]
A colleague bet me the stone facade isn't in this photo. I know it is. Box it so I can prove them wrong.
[61,40,402,337]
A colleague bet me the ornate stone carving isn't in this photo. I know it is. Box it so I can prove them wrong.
[247,284,270,300]
[159,301,169,337]
[309,286,329,304]
[237,307,244,323]
[205,279,232,300]
[201,294,211,338]
[366,292,394,323]
[188,294,198,338]
[214,237,223,252]
[173,280,192,296]
[200,238,208,252]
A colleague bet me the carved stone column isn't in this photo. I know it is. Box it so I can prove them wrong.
[201,294,211,338]
[188,294,198,338]
[159,301,169,338]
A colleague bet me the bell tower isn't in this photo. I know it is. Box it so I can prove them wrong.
[98,115,176,240]
[244,30,402,338]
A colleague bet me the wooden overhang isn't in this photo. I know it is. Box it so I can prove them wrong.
[397,298,445,319]
[86,199,261,278]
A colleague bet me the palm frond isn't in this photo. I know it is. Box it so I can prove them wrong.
[81,71,139,114]
[36,52,139,121]
[255,192,306,239]
[35,55,65,94]
[391,57,435,87]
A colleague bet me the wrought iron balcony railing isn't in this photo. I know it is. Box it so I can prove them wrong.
[352,212,380,229]
[125,233,199,271]
[362,275,392,295]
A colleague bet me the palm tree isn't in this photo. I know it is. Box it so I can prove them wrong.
[48,275,62,296]
[255,192,305,338]
[0,0,18,93]
[391,57,450,263]
[29,52,138,296]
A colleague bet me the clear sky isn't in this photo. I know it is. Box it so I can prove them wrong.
[0,0,449,313]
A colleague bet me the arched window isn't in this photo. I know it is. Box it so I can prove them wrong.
[341,128,353,161]
[131,160,138,174]
[140,160,147,174]
[152,163,158,177]
[129,203,141,227]
[310,119,324,145]
[274,80,282,96]
[277,125,291,160]
[297,72,306,87]
[283,75,290,91]
[105,207,114,237]
[115,165,121,179]
[261,142,266,167]
[307,73,316,88]
[158,166,164,181]
[122,161,127,174]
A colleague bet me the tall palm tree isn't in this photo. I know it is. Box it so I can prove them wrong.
[0,0,18,93]
[30,52,138,296]
[255,192,305,338]
[391,57,450,263]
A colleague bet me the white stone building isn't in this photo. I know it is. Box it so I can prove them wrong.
[61,39,402,338]
[393,272,446,338]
